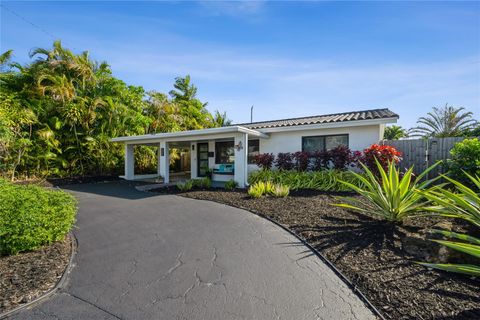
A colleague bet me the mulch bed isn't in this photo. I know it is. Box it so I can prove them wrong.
[0,236,72,314]
[160,188,480,320]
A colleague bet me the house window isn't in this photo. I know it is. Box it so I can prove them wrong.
[215,141,234,164]
[248,139,259,164]
[302,134,349,152]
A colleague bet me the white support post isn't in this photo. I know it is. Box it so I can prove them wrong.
[190,142,197,179]
[208,140,215,170]
[124,144,135,180]
[159,140,170,184]
[157,142,162,177]
[234,133,248,188]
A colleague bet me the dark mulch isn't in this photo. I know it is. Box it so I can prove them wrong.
[12,175,121,187]
[0,236,72,314]
[167,188,480,320]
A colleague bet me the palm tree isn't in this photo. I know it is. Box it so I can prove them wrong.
[409,104,478,137]
[0,50,13,68]
[383,125,407,140]
[169,75,197,101]
[213,110,232,127]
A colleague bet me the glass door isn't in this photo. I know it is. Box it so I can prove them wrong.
[197,143,209,177]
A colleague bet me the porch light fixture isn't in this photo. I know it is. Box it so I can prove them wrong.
[235,141,243,151]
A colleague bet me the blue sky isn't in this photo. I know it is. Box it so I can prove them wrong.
[1,1,479,128]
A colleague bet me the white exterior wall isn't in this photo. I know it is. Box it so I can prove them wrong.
[259,124,382,154]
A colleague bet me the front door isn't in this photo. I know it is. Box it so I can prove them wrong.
[197,143,209,177]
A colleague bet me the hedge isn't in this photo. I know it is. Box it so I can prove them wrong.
[0,179,77,255]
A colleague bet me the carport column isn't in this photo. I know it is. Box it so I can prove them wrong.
[234,133,248,188]
[190,142,197,179]
[124,144,134,180]
[159,140,169,183]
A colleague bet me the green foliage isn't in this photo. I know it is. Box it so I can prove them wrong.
[248,169,361,192]
[224,179,239,191]
[0,43,228,180]
[193,177,212,189]
[423,173,480,228]
[271,184,290,197]
[334,160,438,222]
[176,180,194,192]
[383,125,407,140]
[418,174,480,276]
[0,179,77,255]
[248,181,274,198]
[409,104,478,138]
[447,138,480,189]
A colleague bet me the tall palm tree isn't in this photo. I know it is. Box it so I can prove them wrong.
[213,110,232,127]
[409,104,478,137]
[384,125,407,140]
[169,75,197,101]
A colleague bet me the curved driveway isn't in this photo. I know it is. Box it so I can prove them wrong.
[10,182,375,320]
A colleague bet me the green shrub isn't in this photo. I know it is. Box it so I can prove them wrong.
[224,179,239,191]
[193,177,212,189]
[334,160,438,222]
[247,181,274,198]
[176,180,194,192]
[418,174,480,276]
[447,138,480,190]
[0,179,77,255]
[248,182,265,198]
[271,184,290,197]
[248,169,361,192]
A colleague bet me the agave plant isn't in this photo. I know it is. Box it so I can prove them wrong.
[418,173,480,276]
[334,160,438,222]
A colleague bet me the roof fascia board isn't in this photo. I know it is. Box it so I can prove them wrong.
[256,117,398,133]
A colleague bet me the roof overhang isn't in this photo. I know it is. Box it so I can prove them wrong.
[254,117,398,133]
[110,126,269,144]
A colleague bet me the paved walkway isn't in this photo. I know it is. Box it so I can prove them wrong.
[9,182,375,320]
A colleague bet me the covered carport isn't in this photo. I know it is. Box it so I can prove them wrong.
[110,126,268,188]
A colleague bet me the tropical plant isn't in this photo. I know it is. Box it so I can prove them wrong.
[362,144,402,176]
[271,184,290,197]
[409,104,478,138]
[213,110,232,127]
[446,138,480,190]
[334,160,438,222]
[248,169,361,192]
[0,179,77,255]
[247,181,275,198]
[275,152,294,170]
[329,145,356,170]
[384,125,407,140]
[293,151,310,171]
[418,174,480,276]
[254,153,274,170]
[193,177,212,189]
[176,179,194,192]
[224,179,238,191]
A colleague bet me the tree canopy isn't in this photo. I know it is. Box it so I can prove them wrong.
[383,125,407,140]
[0,41,229,180]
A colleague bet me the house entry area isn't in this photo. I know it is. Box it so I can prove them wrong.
[169,142,191,182]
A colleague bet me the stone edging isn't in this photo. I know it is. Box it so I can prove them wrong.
[179,195,387,320]
[0,232,77,319]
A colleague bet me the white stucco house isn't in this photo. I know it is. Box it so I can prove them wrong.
[111,108,399,187]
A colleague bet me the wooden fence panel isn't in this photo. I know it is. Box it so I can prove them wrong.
[381,137,478,177]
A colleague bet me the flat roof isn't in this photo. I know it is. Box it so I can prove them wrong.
[111,125,267,143]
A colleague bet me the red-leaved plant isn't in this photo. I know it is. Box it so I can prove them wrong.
[293,151,310,171]
[254,153,275,170]
[362,144,402,175]
[275,152,295,170]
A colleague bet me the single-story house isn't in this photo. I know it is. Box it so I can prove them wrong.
[111,108,399,187]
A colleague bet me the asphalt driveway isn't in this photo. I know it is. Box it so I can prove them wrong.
[9,182,375,320]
